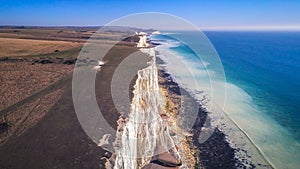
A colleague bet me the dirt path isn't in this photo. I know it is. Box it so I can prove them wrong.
[0,75,71,117]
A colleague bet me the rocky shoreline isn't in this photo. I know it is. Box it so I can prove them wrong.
[157,58,250,169]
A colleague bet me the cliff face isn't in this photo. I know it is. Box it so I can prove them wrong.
[113,50,180,169]
[136,34,150,48]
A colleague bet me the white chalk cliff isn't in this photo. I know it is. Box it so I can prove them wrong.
[113,49,181,169]
[136,32,150,48]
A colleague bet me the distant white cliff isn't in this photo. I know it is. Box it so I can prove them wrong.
[152,31,160,35]
[136,32,150,48]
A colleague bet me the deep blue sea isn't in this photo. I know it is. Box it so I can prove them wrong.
[152,31,300,169]
[206,31,300,137]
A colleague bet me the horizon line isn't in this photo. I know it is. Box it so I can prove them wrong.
[200,25,300,31]
[1,25,300,31]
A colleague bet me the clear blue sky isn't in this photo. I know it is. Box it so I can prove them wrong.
[1,0,300,30]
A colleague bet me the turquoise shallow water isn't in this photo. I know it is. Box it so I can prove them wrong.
[152,31,300,169]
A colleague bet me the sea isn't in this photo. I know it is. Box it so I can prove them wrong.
[151,31,300,169]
